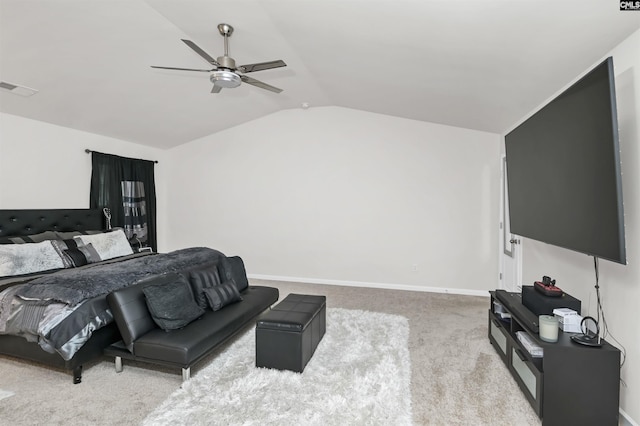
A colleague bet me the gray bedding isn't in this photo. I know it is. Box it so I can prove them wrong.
[0,247,228,360]
[16,247,226,305]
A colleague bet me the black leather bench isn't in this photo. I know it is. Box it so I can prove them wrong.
[255,293,326,373]
[104,259,279,382]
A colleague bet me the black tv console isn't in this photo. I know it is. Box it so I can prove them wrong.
[495,290,539,332]
[488,291,620,426]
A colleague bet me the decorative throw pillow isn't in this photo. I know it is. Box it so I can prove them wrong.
[203,280,243,312]
[54,231,82,240]
[185,262,221,309]
[55,228,120,239]
[227,256,249,292]
[142,274,205,331]
[0,240,65,277]
[83,229,110,235]
[50,239,100,268]
[74,229,133,260]
[63,243,102,267]
[50,239,75,268]
[0,231,59,244]
[216,256,235,282]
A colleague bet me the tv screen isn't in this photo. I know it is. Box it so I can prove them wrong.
[505,57,626,264]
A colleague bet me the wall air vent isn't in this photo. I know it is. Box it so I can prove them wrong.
[0,81,38,97]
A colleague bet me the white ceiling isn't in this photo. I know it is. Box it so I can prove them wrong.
[1,0,639,149]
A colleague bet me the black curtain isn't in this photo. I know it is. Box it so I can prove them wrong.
[89,152,157,251]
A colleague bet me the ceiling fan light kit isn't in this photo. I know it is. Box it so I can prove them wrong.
[152,23,286,94]
[210,70,241,88]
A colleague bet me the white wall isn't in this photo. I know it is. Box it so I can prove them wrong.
[165,106,501,295]
[515,29,640,423]
[0,113,169,250]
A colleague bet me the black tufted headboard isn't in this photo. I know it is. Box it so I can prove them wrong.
[0,209,104,238]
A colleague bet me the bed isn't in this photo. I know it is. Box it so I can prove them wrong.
[0,208,227,383]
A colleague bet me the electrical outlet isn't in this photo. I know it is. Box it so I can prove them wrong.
[411,264,419,272]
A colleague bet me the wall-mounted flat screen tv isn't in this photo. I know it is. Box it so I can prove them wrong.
[505,57,626,264]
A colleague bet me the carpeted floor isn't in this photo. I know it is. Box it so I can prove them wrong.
[0,280,541,425]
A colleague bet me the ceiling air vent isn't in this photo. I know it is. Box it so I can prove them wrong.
[0,81,38,97]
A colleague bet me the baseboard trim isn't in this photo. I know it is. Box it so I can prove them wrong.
[620,408,639,426]
[247,274,489,297]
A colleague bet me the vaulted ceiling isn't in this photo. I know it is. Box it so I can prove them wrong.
[1,0,639,149]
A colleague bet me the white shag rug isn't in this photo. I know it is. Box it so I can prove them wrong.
[143,308,412,426]
[0,389,14,401]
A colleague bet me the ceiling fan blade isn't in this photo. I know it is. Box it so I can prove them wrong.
[181,39,219,66]
[238,60,286,73]
[151,66,214,72]
[211,84,222,94]
[240,75,283,93]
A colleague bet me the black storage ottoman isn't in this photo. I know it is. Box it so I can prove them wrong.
[255,293,326,373]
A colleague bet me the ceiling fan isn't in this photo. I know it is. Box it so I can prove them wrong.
[152,23,286,94]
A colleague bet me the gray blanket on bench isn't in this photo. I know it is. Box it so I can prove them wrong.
[16,247,226,306]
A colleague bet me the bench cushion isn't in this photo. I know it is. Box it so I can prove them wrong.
[257,294,326,331]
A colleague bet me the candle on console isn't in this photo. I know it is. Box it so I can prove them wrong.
[539,315,559,343]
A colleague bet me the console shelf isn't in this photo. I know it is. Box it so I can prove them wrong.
[488,291,620,426]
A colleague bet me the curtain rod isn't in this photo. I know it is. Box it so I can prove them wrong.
[85,149,159,164]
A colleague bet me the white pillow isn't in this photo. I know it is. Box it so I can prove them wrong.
[0,241,65,277]
[74,229,133,261]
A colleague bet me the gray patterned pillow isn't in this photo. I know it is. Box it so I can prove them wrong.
[50,239,102,267]
[74,229,133,260]
[0,241,65,277]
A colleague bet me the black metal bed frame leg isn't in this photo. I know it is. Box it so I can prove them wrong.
[73,365,83,384]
